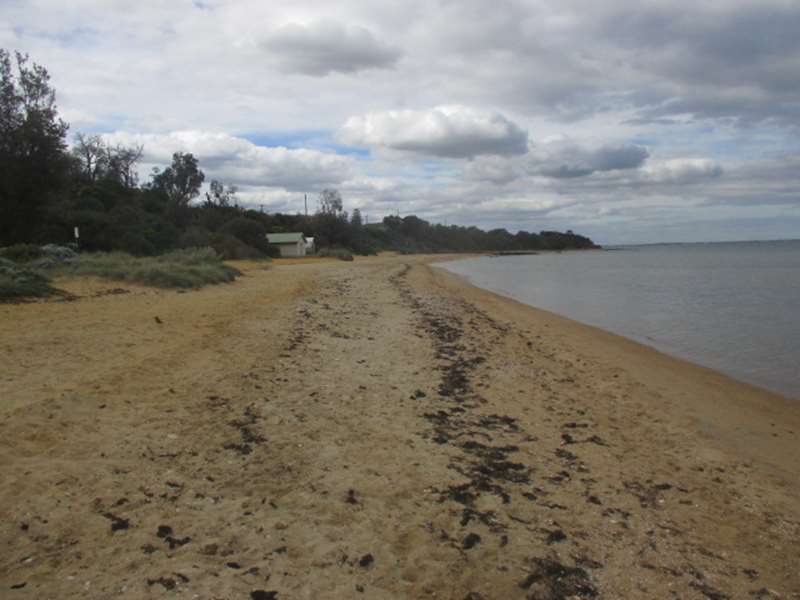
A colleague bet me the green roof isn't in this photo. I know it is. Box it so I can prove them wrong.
[267,232,306,244]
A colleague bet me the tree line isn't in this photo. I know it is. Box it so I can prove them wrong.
[0,49,598,257]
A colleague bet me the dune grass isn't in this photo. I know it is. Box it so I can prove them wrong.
[0,258,59,301]
[68,248,241,289]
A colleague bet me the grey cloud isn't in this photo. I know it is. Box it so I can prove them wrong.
[529,141,649,179]
[422,1,800,127]
[262,20,401,76]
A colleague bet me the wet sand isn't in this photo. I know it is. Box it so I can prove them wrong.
[1,255,798,599]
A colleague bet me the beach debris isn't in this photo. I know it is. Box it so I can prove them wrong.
[518,558,597,598]
[146,577,176,590]
[101,511,130,532]
[251,592,278,600]
[358,554,374,568]
[156,524,190,549]
[546,529,567,544]
[463,533,482,549]
[690,580,731,600]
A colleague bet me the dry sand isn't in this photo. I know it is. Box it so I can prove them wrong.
[0,255,798,599]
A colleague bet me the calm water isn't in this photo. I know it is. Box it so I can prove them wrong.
[439,241,800,399]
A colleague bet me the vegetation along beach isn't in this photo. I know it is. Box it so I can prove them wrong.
[3,1,800,598]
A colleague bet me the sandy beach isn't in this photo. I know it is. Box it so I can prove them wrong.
[1,255,798,599]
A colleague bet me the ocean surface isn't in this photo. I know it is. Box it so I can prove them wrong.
[438,240,800,399]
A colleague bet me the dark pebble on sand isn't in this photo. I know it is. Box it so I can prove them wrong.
[251,591,278,600]
[463,533,482,549]
[547,529,567,544]
[358,554,374,568]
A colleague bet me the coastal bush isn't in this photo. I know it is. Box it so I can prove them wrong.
[317,247,354,261]
[209,233,264,260]
[68,248,241,288]
[0,258,59,301]
[0,243,44,262]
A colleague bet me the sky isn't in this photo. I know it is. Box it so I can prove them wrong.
[3,0,800,244]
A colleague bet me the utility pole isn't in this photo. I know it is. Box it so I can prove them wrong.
[304,193,308,217]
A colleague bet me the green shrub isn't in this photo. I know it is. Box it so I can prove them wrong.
[317,247,354,261]
[0,258,59,301]
[0,244,44,262]
[219,217,271,253]
[68,248,241,288]
[179,226,213,249]
[209,233,264,260]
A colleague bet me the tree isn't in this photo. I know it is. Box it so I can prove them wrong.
[72,133,143,189]
[106,142,143,189]
[0,49,70,244]
[319,188,343,215]
[314,188,350,248]
[204,179,237,208]
[350,208,363,228]
[149,152,204,226]
[151,152,205,207]
[72,133,107,183]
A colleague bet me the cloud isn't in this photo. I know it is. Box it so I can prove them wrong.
[528,139,650,178]
[262,20,401,76]
[6,0,800,243]
[339,105,528,158]
[464,138,650,185]
[641,158,723,184]
[101,130,353,191]
[463,155,521,184]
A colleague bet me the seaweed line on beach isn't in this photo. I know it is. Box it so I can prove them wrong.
[389,263,601,599]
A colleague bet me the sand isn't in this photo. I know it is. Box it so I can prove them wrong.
[0,255,798,599]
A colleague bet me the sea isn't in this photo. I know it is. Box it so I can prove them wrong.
[438,240,800,399]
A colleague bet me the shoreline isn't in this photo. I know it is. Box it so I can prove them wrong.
[428,261,800,483]
[1,255,798,598]
[434,254,799,401]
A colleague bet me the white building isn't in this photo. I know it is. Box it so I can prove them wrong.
[266,232,307,257]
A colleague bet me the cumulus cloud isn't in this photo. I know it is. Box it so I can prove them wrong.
[527,139,650,178]
[102,131,353,191]
[463,138,652,184]
[339,105,528,158]
[262,20,401,76]
[641,158,723,184]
